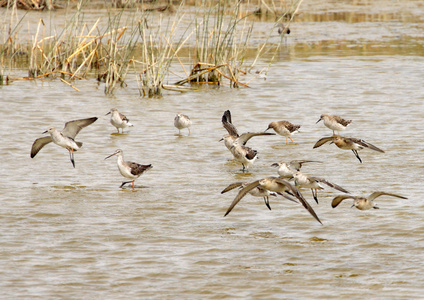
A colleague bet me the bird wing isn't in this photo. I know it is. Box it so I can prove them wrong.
[311,177,349,193]
[237,132,275,145]
[129,163,152,176]
[331,195,355,208]
[277,192,299,204]
[30,136,52,158]
[368,192,408,201]
[313,137,333,149]
[224,180,260,216]
[285,122,301,132]
[244,146,258,160]
[221,182,243,194]
[333,115,352,126]
[223,110,232,124]
[62,117,98,138]
[350,138,385,153]
[119,112,129,122]
[289,160,321,171]
[222,111,239,138]
[275,178,322,224]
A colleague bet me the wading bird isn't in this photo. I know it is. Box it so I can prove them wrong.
[105,149,152,190]
[106,108,133,133]
[221,110,274,171]
[265,120,301,144]
[174,113,192,135]
[316,114,352,135]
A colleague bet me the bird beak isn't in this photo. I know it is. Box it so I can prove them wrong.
[105,112,111,116]
[219,138,223,142]
[264,127,270,132]
[105,152,118,160]
[271,163,279,167]
[351,204,355,208]
[42,130,48,134]
[316,118,322,124]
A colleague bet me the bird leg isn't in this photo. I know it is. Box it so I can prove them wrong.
[263,196,272,211]
[352,150,362,163]
[132,180,135,190]
[289,137,294,143]
[120,181,133,188]
[67,148,75,168]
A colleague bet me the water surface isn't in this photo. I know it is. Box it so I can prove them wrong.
[1,1,423,298]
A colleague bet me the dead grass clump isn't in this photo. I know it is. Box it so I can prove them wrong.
[175,1,252,88]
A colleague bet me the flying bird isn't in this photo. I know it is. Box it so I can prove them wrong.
[332,192,407,210]
[292,171,349,204]
[224,176,322,224]
[271,160,321,179]
[313,135,384,163]
[30,117,98,168]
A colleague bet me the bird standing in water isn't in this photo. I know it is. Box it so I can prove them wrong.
[105,149,152,190]
[316,114,352,136]
[106,108,133,133]
[174,113,192,135]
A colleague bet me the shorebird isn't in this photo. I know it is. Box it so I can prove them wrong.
[224,176,322,224]
[313,135,385,163]
[292,171,349,204]
[278,23,291,35]
[265,121,301,144]
[332,192,407,210]
[271,160,321,179]
[174,113,192,135]
[105,149,152,190]
[221,182,278,211]
[106,108,133,133]
[316,114,352,135]
[222,181,298,211]
[221,110,274,171]
[30,117,98,168]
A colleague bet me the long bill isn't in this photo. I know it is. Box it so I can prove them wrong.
[105,152,118,160]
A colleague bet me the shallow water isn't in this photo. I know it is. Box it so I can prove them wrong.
[1,1,424,299]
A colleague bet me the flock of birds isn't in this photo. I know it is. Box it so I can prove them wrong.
[218,110,407,224]
[30,108,407,224]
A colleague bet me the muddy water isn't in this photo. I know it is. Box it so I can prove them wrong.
[1,1,424,299]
